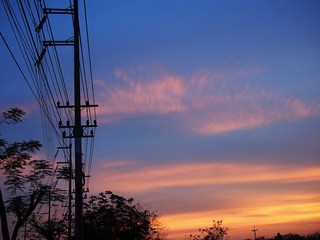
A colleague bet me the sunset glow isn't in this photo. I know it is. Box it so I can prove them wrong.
[89,160,320,238]
[1,1,320,239]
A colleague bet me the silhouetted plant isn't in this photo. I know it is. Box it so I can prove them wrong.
[0,108,64,240]
[83,190,166,240]
[306,232,320,240]
[186,220,228,240]
[252,232,320,240]
[0,107,25,125]
[28,215,67,240]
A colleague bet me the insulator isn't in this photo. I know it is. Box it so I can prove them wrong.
[62,131,66,137]
[94,119,97,125]
[67,120,70,126]
[35,48,47,66]
[66,101,69,106]
[86,119,89,125]
[35,15,47,32]
[57,101,60,107]
[59,120,62,126]
[86,188,89,192]
[86,100,89,106]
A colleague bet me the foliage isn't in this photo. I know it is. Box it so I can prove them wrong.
[0,107,25,125]
[261,232,320,240]
[186,220,229,240]
[306,232,320,240]
[28,215,67,240]
[0,108,64,240]
[274,233,306,240]
[83,190,166,240]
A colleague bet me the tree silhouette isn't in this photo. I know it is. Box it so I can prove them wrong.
[256,232,320,240]
[83,190,166,240]
[186,220,229,240]
[28,215,67,240]
[0,107,25,125]
[0,108,64,240]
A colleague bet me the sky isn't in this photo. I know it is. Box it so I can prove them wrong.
[1,1,320,239]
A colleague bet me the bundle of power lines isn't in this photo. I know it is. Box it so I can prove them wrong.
[1,0,97,229]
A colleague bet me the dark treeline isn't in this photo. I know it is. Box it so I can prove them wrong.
[254,232,320,240]
[185,220,319,240]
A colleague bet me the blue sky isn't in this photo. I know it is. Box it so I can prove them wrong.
[1,1,320,239]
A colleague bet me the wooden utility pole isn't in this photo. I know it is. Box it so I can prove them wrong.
[40,1,97,239]
[73,1,83,239]
[252,225,258,240]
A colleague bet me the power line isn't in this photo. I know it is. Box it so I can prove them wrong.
[2,1,98,238]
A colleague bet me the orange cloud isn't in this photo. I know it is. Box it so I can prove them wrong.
[90,160,320,239]
[163,200,320,240]
[92,161,320,193]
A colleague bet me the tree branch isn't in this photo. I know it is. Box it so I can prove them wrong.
[0,188,10,240]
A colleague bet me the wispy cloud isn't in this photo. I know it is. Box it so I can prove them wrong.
[185,95,311,135]
[94,65,319,134]
[163,200,320,239]
[90,160,320,239]
[96,68,186,116]
[92,160,320,193]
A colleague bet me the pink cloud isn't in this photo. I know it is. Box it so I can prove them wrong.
[181,69,314,134]
[186,96,312,135]
[94,65,319,134]
[95,70,186,118]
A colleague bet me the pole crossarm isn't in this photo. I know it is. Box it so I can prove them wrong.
[57,101,98,139]
[57,101,98,109]
[43,8,75,15]
[59,127,97,139]
[43,40,75,46]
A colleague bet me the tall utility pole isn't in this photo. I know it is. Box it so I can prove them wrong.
[38,1,97,239]
[73,0,83,239]
[252,225,258,240]
[47,0,83,238]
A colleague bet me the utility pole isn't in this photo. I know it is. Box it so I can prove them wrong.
[252,225,258,240]
[38,1,97,239]
[73,1,83,239]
